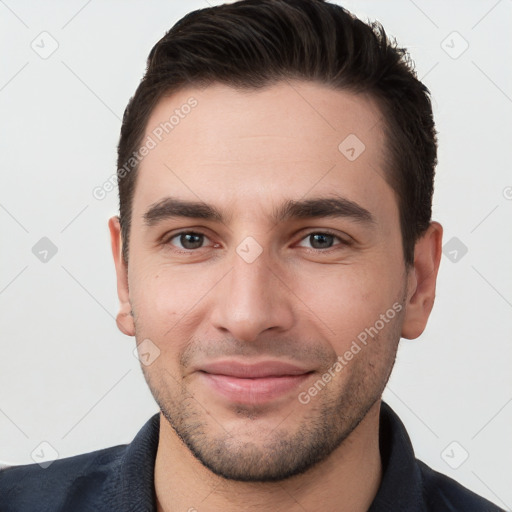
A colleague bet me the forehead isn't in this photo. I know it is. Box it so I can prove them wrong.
[132,81,395,226]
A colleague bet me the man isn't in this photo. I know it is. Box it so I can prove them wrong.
[0,0,504,510]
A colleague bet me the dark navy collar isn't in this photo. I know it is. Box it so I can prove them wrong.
[118,412,160,512]
[368,401,424,511]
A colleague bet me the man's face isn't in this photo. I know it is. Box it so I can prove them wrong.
[115,81,412,481]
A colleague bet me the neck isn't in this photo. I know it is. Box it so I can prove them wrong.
[154,400,382,512]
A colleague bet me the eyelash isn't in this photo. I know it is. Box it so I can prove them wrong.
[297,231,352,252]
[163,230,352,254]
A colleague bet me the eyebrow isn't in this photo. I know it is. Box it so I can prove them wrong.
[143,195,376,227]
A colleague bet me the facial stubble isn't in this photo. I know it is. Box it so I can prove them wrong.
[135,298,404,483]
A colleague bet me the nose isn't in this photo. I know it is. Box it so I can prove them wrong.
[209,248,295,343]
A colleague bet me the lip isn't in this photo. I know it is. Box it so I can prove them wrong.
[196,360,313,405]
[198,360,311,378]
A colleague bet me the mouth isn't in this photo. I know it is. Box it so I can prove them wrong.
[196,360,314,405]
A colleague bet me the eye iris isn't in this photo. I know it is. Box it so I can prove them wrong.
[181,233,203,249]
[310,233,333,249]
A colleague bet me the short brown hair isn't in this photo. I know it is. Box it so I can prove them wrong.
[117,0,437,267]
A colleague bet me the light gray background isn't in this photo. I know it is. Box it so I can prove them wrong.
[1,0,511,509]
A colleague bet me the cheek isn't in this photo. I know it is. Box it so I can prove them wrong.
[131,274,192,377]
[292,263,401,351]
[131,264,216,342]
[130,269,179,333]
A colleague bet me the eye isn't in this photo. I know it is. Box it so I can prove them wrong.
[167,231,211,250]
[297,232,348,250]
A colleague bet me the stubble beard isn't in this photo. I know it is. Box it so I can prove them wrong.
[139,326,401,483]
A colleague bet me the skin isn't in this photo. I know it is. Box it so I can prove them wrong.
[109,81,443,512]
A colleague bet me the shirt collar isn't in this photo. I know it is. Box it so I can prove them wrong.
[118,412,160,511]
[368,401,424,511]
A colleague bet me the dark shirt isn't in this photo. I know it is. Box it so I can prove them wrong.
[0,402,504,511]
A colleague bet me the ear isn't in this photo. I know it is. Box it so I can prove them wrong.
[108,216,135,337]
[401,221,443,340]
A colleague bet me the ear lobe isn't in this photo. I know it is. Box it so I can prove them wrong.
[401,221,443,340]
[108,216,135,337]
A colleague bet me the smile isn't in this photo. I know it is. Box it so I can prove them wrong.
[196,360,314,405]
